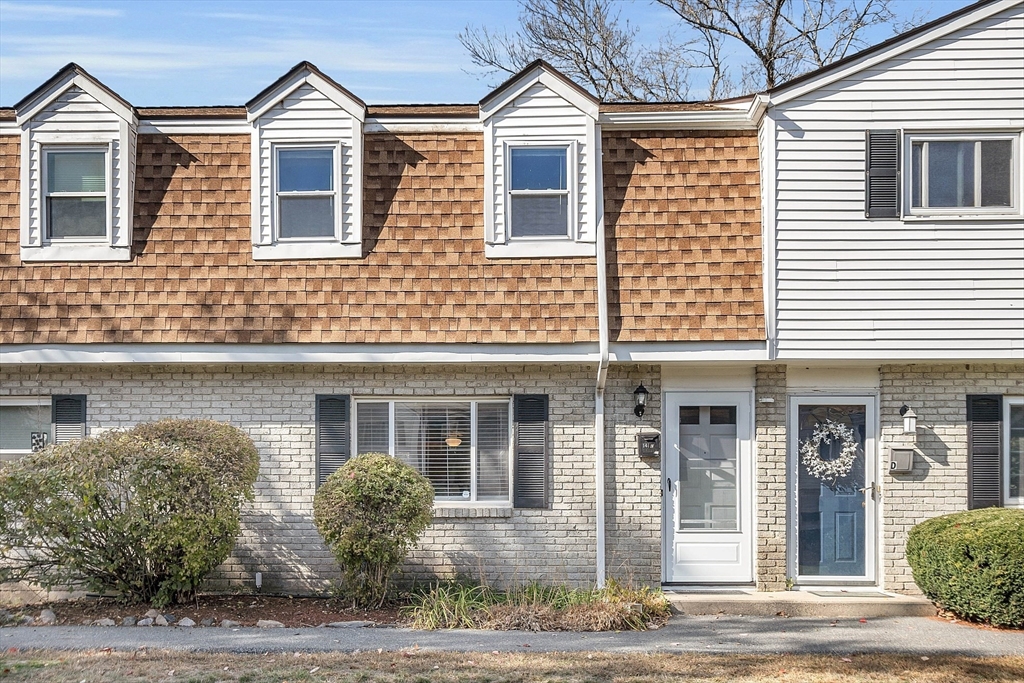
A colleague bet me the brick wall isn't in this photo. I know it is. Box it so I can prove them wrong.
[0,363,599,593]
[754,364,788,590]
[604,364,662,586]
[879,362,1024,593]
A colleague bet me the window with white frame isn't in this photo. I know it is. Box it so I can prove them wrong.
[507,145,571,239]
[908,133,1019,216]
[1007,397,1024,508]
[0,397,51,461]
[275,146,337,240]
[44,147,109,241]
[354,399,511,503]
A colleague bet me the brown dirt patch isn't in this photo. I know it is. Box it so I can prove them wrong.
[4,595,400,627]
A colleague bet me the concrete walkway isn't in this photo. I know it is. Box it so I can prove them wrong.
[2,615,1021,656]
[665,590,935,618]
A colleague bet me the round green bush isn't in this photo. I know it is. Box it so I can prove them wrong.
[906,508,1024,627]
[0,420,259,607]
[313,453,434,608]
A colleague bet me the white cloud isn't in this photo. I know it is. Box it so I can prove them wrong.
[0,34,462,81]
[0,1,122,19]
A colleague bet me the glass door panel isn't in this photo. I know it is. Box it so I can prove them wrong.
[796,403,868,577]
[678,405,738,531]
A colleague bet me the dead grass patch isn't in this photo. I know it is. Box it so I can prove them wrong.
[1,650,1022,682]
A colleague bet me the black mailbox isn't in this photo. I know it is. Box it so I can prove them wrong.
[637,432,661,459]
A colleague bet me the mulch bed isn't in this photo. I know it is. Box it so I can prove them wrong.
[3,595,401,628]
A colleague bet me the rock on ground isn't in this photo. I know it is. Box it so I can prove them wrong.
[177,618,195,628]
[37,610,57,625]
[92,618,116,627]
[136,618,154,627]
[257,620,284,628]
[219,619,240,628]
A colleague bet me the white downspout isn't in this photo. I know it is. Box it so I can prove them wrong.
[594,126,609,589]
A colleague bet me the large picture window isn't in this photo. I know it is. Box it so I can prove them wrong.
[0,397,51,461]
[44,148,108,240]
[908,133,1018,216]
[355,399,511,503]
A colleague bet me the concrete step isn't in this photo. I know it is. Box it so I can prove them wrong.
[665,590,936,618]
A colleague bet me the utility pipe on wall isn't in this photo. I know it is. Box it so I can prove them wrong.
[593,127,609,589]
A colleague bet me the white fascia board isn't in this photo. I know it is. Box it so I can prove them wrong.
[247,71,365,122]
[0,343,602,366]
[599,108,758,131]
[364,119,482,133]
[0,120,20,135]
[774,348,1024,362]
[16,73,134,125]
[770,0,1019,105]
[609,341,768,362]
[480,67,599,121]
[138,119,252,134]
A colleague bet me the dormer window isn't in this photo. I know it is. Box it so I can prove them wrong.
[45,147,108,240]
[248,63,365,260]
[508,145,571,239]
[15,64,135,262]
[276,146,337,240]
[480,61,599,259]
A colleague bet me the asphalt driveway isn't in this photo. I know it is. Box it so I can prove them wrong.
[2,615,1021,656]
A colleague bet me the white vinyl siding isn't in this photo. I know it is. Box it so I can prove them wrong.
[19,85,134,261]
[769,3,1024,359]
[251,82,362,258]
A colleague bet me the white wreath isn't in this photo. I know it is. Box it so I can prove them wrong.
[800,419,859,484]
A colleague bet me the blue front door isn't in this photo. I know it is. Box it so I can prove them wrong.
[796,404,868,577]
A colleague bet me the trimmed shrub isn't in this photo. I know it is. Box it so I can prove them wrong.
[906,508,1024,627]
[0,420,259,607]
[313,452,434,608]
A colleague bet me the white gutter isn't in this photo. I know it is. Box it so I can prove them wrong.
[594,126,610,589]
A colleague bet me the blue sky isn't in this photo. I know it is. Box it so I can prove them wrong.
[0,0,973,107]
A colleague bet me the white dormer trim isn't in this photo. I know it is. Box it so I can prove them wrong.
[480,65,600,122]
[247,69,366,124]
[16,66,136,263]
[247,64,366,260]
[481,63,600,259]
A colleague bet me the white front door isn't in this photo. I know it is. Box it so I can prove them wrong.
[664,391,754,583]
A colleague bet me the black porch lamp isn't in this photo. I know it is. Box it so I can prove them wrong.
[633,383,650,418]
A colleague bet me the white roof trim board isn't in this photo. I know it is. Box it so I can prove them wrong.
[247,67,366,123]
[15,70,135,126]
[479,63,600,121]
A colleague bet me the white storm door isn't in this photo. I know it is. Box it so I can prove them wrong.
[664,391,754,583]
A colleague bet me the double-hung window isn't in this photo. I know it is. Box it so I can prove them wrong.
[44,148,108,240]
[507,145,571,239]
[908,133,1019,216]
[275,146,337,240]
[355,399,511,504]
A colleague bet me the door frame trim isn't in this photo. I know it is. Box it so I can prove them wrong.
[787,394,879,586]
[661,389,755,583]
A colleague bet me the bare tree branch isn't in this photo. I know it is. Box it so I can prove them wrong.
[461,0,928,100]
[460,0,696,101]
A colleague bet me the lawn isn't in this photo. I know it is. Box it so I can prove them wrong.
[1,650,1022,682]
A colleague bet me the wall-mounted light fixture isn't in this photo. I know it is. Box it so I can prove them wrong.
[633,383,650,418]
[899,405,917,435]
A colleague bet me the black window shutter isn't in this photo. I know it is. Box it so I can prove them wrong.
[865,130,900,218]
[51,395,86,443]
[513,394,549,509]
[316,395,350,488]
[967,394,1002,509]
